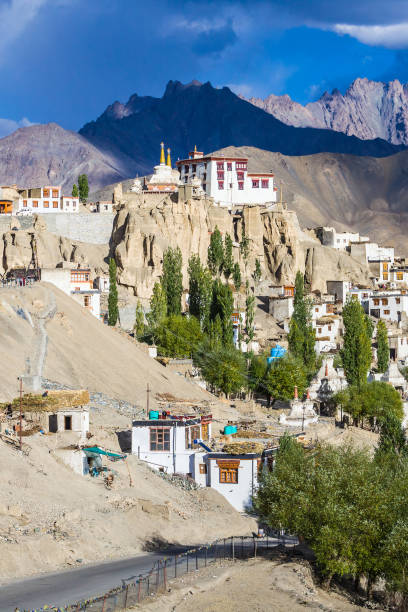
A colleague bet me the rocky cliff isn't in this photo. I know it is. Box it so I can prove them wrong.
[246,78,408,146]
[111,191,370,297]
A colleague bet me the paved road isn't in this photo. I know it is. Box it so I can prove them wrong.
[0,537,296,611]
[0,552,167,611]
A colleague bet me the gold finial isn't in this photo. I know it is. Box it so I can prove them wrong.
[167,147,172,167]
[194,145,197,152]
[160,142,165,164]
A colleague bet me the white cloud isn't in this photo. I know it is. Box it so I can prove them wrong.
[0,117,35,138]
[0,0,49,61]
[334,22,408,49]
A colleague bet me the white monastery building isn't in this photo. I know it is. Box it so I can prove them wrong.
[41,264,101,319]
[18,186,79,214]
[176,147,277,207]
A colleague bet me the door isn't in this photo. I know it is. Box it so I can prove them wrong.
[49,414,58,433]
[201,423,209,440]
[64,415,72,431]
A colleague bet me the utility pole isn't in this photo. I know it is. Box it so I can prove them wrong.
[18,377,23,451]
[146,382,150,417]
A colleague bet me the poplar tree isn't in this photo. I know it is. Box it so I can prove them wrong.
[162,247,183,315]
[188,254,212,330]
[108,258,119,326]
[77,174,89,202]
[253,259,261,285]
[233,263,241,291]
[240,230,250,270]
[377,319,390,373]
[246,292,255,343]
[288,271,316,370]
[211,279,234,346]
[223,234,234,280]
[72,184,79,198]
[341,298,372,387]
[207,226,224,276]
[134,301,145,338]
[147,282,167,330]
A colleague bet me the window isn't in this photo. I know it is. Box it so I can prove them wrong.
[23,199,27,206]
[218,181,224,190]
[43,201,49,208]
[184,165,189,174]
[220,467,238,483]
[315,307,318,312]
[238,181,244,190]
[53,201,58,208]
[84,296,90,307]
[384,310,390,315]
[192,164,196,173]
[237,171,244,180]
[235,162,247,170]
[328,325,332,331]
[43,189,50,197]
[396,298,401,304]
[397,272,403,280]
[227,162,232,171]
[52,189,59,198]
[33,201,38,208]
[185,425,200,448]
[383,273,389,280]
[318,328,322,334]
[199,464,207,474]
[64,415,72,431]
[261,179,269,188]
[381,298,388,305]
[383,263,389,270]
[374,299,380,305]
[217,171,224,180]
[252,179,259,188]
[217,162,224,170]
[150,427,170,451]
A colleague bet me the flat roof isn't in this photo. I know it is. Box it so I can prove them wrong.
[132,418,201,427]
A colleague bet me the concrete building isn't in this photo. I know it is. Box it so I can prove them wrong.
[350,241,394,265]
[131,416,212,475]
[203,453,261,512]
[176,147,277,207]
[269,296,294,323]
[18,186,79,214]
[95,276,110,292]
[364,291,408,324]
[326,280,352,304]
[41,264,101,319]
[315,227,369,250]
[95,201,113,213]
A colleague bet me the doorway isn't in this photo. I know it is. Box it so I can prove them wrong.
[64,415,72,431]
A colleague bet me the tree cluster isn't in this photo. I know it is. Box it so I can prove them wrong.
[288,271,316,373]
[334,381,403,428]
[254,426,408,605]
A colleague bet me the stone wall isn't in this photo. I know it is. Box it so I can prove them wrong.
[42,213,115,245]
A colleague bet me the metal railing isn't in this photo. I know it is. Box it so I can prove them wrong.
[31,535,298,611]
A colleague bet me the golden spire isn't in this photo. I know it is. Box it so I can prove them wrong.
[194,145,197,152]
[167,147,172,167]
[160,142,165,165]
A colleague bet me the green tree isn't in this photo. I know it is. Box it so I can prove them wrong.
[288,271,316,371]
[239,230,250,270]
[147,282,167,331]
[253,259,261,285]
[134,301,145,338]
[194,342,246,397]
[264,355,307,402]
[247,352,268,393]
[77,174,89,202]
[187,255,212,330]
[376,413,408,460]
[211,279,234,346]
[155,314,203,358]
[108,258,119,326]
[223,234,234,280]
[376,319,389,373]
[341,298,372,387]
[245,292,255,343]
[162,246,183,315]
[233,263,241,291]
[207,226,224,275]
[334,381,403,427]
[72,184,79,198]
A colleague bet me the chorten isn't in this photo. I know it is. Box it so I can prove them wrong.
[146,143,180,192]
[279,387,319,428]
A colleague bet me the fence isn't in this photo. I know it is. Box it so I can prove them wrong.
[31,535,298,612]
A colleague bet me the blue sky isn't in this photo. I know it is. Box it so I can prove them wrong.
[1,0,408,135]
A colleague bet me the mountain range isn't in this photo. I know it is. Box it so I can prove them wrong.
[245,78,408,146]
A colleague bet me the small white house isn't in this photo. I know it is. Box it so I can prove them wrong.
[95,201,113,213]
[326,281,352,304]
[131,416,212,475]
[41,265,101,319]
[364,291,408,324]
[18,186,79,214]
[95,276,110,292]
[203,453,261,512]
[316,227,369,250]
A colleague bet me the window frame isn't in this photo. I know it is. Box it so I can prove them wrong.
[149,427,170,451]
[219,467,238,484]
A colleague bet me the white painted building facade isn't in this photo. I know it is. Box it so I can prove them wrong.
[326,280,352,304]
[363,291,408,323]
[18,186,79,214]
[176,150,277,207]
[350,241,394,265]
[41,265,101,319]
[316,227,369,250]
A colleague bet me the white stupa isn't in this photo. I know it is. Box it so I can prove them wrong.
[146,143,180,192]
[279,387,319,428]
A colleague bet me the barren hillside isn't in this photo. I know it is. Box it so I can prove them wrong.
[215,146,408,255]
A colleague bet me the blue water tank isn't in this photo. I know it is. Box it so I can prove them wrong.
[267,344,286,365]
[224,425,237,435]
[149,410,159,420]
